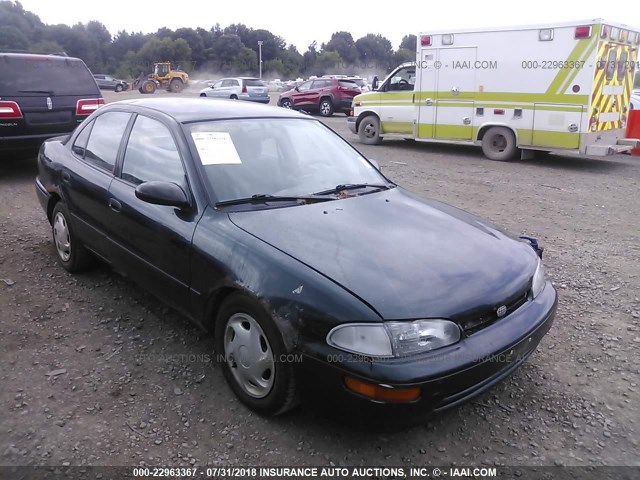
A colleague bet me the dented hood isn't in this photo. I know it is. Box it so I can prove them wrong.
[228,188,538,320]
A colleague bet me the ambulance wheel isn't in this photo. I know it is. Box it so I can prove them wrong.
[358,115,382,145]
[481,126,517,161]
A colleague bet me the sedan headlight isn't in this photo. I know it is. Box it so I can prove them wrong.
[327,319,461,358]
[531,259,546,299]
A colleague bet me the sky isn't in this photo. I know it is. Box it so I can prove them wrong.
[15,0,639,51]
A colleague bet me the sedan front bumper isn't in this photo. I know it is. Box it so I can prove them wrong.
[297,281,557,415]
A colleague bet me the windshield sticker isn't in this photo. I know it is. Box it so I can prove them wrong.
[191,132,242,165]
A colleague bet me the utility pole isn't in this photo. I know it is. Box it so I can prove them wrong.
[257,41,263,79]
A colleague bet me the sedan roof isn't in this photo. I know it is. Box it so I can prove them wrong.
[105,97,309,123]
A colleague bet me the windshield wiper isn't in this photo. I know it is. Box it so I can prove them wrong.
[18,90,55,94]
[312,183,393,196]
[216,193,333,208]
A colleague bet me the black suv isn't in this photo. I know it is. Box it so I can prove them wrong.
[0,52,104,156]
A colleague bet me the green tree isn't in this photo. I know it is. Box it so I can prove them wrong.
[392,48,415,66]
[314,50,342,75]
[231,47,258,75]
[0,24,29,49]
[355,34,394,70]
[324,31,358,64]
[399,34,417,51]
[209,34,243,70]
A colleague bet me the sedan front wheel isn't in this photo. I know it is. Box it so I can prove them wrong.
[215,293,298,416]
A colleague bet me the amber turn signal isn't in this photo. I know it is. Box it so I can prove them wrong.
[344,376,420,403]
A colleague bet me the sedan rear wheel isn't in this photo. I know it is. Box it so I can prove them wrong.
[51,202,92,273]
[115,84,123,93]
[216,293,298,416]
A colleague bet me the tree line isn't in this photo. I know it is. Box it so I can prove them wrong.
[0,0,416,79]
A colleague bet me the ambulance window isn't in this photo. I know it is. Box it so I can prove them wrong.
[605,49,617,81]
[388,67,416,91]
[616,51,628,81]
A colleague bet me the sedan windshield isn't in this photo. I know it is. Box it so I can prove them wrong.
[187,118,390,204]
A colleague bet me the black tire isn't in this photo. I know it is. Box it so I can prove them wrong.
[199,93,207,97]
[481,126,518,161]
[169,79,183,93]
[215,293,298,416]
[141,80,156,94]
[280,98,292,109]
[319,98,334,117]
[51,202,92,273]
[358,114,382,145]
[230,94,238,100]
[115,84,123,93]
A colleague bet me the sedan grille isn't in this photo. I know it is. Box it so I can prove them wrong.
[457,288,529,334]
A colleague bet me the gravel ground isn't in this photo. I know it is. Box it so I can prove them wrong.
[1,88,639,469]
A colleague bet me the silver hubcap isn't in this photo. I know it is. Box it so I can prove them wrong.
[53,212,71,262]
[363,122,377,138]
[320,102,330,115]
[282,100,291,108]
[224,313,275,398]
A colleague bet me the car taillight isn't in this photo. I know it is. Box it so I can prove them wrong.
[76,98,105,116]
[0,101,23,119]
[242,85,247,93]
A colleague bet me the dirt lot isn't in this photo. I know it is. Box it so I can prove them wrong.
[1,88,639,469]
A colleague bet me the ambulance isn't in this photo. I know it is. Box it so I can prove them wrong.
[347,19,640,160]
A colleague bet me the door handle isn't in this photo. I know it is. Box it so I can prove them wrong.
[61,171,71,182]
[108,198,122,213]
[425,98,433,106]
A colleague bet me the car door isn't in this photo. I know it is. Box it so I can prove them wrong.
[106,114,199,315]
[290,80,314,108]
[224,79,240,98]
[379,65,416,135]
[210,80,224,98]
[62,111,132,258]
[309,79,331,106]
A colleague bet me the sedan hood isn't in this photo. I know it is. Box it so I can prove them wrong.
[228,188,538,320]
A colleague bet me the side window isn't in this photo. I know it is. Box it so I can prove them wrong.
[84,112,131,172]
[387,67,416,91]
[616,51,628,81]
[212,80,223,88]
[72,120,94,157]
[312,80,330,89]
[231,79,240,86]
[297,81,312,92]
[121,116,185,187]
[605,49,617,81]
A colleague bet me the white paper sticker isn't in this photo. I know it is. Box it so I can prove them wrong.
[191,132,242,165]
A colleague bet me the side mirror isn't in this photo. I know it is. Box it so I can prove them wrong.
[135,181,191,209]
[368,158,381,171]
[294,86,300,91]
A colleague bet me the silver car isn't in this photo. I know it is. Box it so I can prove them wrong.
[199,77,270,104]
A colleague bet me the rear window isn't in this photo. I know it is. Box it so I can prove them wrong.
[338,80,359,88]
[0,55,99,96]
[244,79,267,87]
